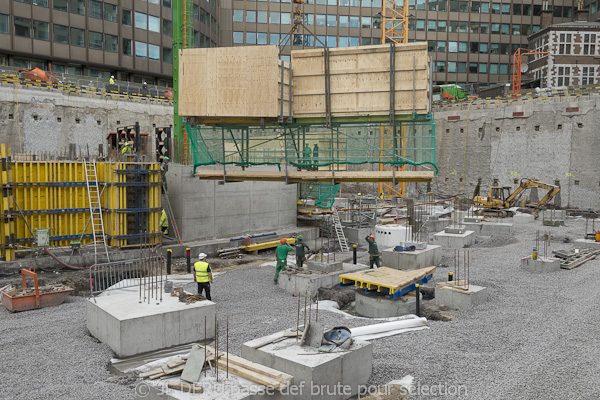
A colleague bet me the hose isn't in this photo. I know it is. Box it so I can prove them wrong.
[44,248,88,270]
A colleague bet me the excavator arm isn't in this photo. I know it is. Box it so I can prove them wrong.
[506,179,560,208]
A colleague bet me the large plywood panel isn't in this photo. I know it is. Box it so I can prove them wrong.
[179,46,290,118]
[292,43,430,118]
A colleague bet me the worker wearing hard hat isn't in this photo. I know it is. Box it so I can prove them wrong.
[294,234,310,269]
[195,253,213,300]
[109,75,115,85]
[365,234,380,269]
[274,238,293,284]
[159,209,168,235]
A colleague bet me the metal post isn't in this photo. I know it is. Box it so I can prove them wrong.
[352,244,357,264]
[167,249,172,275]
[448,272,453,282]
[415,284,421,317]
[186,248,191,273]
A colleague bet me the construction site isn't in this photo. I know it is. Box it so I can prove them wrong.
[3,2,600,400]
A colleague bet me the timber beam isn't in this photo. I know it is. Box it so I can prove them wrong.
[195,170,434,183]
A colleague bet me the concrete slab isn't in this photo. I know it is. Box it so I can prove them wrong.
[307,261,343,273]
[425,218,452,233]
[354,291,421,318]
[242,332,373,400]
[432,230,476,248]
[381,245,442,271]
[463,216,483,223]
[86,289,216,357]
[435,282,488,309]
[278,263,364,297]
[445,225,467,234]
[513,214,535,224]
[181,344,206,383]
[573,239,600,250]
[462,222,483,234]
[521,256,561,272]
[543,219,565,227]
[479,222,513,236]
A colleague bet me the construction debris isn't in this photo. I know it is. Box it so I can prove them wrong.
[217,247,242,259]
[553,248,600,270]
[179,293,206,304]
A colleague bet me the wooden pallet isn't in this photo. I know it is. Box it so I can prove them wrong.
[340,266,435,299]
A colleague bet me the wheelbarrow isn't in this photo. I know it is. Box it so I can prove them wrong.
[1,267,74,312]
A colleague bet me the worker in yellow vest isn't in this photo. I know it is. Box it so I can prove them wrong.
[194,253,213,300]
[159,209,168,235]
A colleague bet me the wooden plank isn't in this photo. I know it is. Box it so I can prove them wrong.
[340,266,436,292]
[215,359,287,390]
[194,170,434,183]
[167,382,204,393]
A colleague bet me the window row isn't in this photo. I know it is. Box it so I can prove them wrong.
[233,31,381,47]
[15,0,179,11]
[410,20,540,36]
[434,60,510,75]
[245,0,383,7]
[428,40,525,55]
[416,0,570,18]
[234,11,380,29]
[131,41,172,63]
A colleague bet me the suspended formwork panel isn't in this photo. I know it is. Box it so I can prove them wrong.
[0,144,161,260]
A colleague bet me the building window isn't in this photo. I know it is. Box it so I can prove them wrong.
[350,36,359,46]
[33,20,49,41]
[281,13,291,25]
[148,15,160,32]
[122,38,132,55]
[258,11,268,23]
[163,19,173,36]
[581,67,595,85]
[469,62,478,73]
[328,15,337,27]
[0,15,9,35]
[233,31,243,44]
[459,42,467,52]
[557,66,570,86]
[512,24,521,35]
[501,24,509,35]
[499,64,508,74]
[246,32,256,45]
[270,33,279,45]
[246,10,256,23]
[70,27,85,47]
[437,41,446,52]
[148,44,160,60]
[448,41,458,52]
[14,17,31,38]
[458,62,466,73]
[104,4,117,22]
[233,10,243,22]
[33,0,49,7]
[53,24,69,43]
[163,47,173,63]
[71,0,85,15]
[350,16,360,28]
[327,36,336,47]
[105,34,118,52]
[270,12,281,24]
[89,0,102,18]
[339,15,349,28]
[67,65,82,75]
[437,20,446,32]
[428,20,436,31]
[361,16,370,28]
[558,33,572,55]
[122,9,132,26]
[135,41,147,58]
[258,32,267,45]
[54,0,68,11]
[479,63,487,73]
[163,0,172,7]
[447,61,457,72]
[490,43,499,54]
[135,12,147,30]
[193,4,199,20]
[436,61,446,72]
[584,34,596,55]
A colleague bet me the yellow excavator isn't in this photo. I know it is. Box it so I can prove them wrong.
[473,178,560,217]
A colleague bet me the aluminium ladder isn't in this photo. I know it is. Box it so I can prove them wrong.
[84,161,110,264]
[332,209,349,253]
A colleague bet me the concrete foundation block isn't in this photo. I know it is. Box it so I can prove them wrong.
[462,222,483,234]
[86,291,216,358]
[573,239,600,250]
[445,225,467,234]
[425,218,452,233]
[243,333,373,400]
[435,283,488,309]
[354,291,421,318]
[463,216,482,223]
[513,214,535,224]
[543,219,565,227]
[479,222,513,236]
[278,263,364,297]
[381,245,442,271]
[432,230,475,248]
[307,261,343,273]
[540,210,566,220]
[521,256,561,272]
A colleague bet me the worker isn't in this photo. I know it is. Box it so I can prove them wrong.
[294,234,310,268]
[303,143,311,170]
[194,253,213,300]
[365,234,381,269]
[161,157,169,193]
[312,143,319,171]
[274,238,293,284]
[109,75,115,85]
[380,192,384,200]
[121,141,131,155]
[159,209,168,235]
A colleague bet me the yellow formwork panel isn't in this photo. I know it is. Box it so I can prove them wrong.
[0,144,16,261]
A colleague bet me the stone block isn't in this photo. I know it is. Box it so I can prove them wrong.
[355,291,421,318]
[432,230,476,248]
[435,282,488,309]
[307,261,343,273]
[381,245,442,271]
[521,256,561,272]
[513,214,535,224]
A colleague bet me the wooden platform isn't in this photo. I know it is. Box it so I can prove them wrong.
[195,170,434,183]
[340,266,435,299]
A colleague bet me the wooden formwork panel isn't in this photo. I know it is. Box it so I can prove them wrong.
[179,46,291,118]
[292,43,430,118]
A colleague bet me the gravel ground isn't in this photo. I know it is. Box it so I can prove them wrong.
[2,216,600,399]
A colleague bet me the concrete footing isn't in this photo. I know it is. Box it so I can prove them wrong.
[543,219,565,227]
[573,239,600,249]
[432,230,475,248]
[540,210,566,220]
[86,290,216,358]
[307,261,343,273]
[479,222,513,236]
[381,245,442,270]
[278,263,364,297]
[355,291,421,318]
[462,222,483,233]
[444,225,467,234]
[425,218,452,233]
[435,282,488,309]
[513,214,535,224]
[242,332,373,400]
[463,216,482,223]
[521,256,561,272]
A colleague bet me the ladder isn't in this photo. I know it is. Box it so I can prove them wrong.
[84,161,110,264]
[332,209,349,252]
[161,181,183,244]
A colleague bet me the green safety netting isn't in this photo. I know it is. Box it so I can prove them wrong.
[184,119,437,174]
[301,182,341,209]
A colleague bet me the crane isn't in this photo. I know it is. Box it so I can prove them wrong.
[512,48,549,97]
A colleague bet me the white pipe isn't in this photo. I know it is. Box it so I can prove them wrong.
[350,317,428,338]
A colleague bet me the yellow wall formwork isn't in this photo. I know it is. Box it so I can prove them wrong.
[0,144,161,260]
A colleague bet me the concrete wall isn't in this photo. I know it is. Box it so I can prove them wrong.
[167,164,298,241]
[0,85,172,156]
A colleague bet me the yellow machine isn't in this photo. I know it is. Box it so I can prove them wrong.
[473,179,560,217]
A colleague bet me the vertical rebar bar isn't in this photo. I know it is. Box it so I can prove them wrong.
[297,293,300,342]
[204,316,207,377]
[304,290,307,328]
[316,292,319,322]
[226,316,229,379]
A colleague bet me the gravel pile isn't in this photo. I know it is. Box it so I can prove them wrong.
[471,234,519,248]
[2,217,599,399]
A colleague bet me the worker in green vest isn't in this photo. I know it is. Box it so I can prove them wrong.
[312,143,319,171]
[365,234,380,269]
[159,209,168,235]
[294,234,310,268]
[194,253,213,300]
[303,143,311,169]
[121,141,131,155]
[274,238,293,284]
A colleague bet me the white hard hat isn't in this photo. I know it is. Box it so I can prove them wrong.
[111,75,114,78]
[198,253,207,259]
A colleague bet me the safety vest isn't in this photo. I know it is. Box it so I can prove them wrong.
[194,261,210,283]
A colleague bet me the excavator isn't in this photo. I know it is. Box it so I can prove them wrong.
[473,178,560,217]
